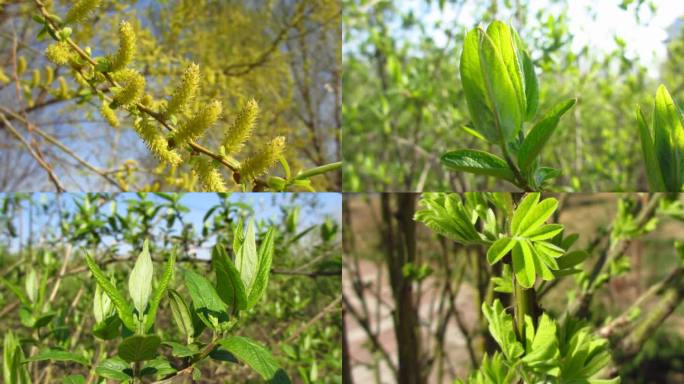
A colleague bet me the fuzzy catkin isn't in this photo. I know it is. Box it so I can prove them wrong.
[192,157,227,192]
[134,116,182,166]
[239,136,285,182]
[57,76,69,98]
[109,21,136,72]
[165,63,200,117]
[100,101,120,128]
[112,69,145,106]
[45,41,72,65]
[222,98,258,155]
[170,100,222,147]
[65,0,101,24]
[45,66,54,85]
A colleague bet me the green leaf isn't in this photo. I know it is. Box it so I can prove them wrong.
[653,84,684,191]
[213,244,247,313]
[248,227,275,308]
[145,249,176,330]
[163,341,199,358]
[527,224,564,241]
[515,240,536,288]
[519,198,558,237]
[183,269,228,329]
[636,106,666,191]
[1,276,31,307]
[218,336,291,384]
[486,22,526,124]
[168,289,194,341]
[556,250,590,270]
[118,335,161,362]
[513,28,539,120]
[235,219,259,295]
[141,358,176,377]
[4,331,30,384]
[487,237,516,265]
[510,193,539,235]
[518,98,576,173]
[441,150,516,183]
[522,313,559,372]
[461,28,498,143]
[24,349,88,366]
[95,357,132,380]
[129,239,154,317]
[93,315,122,340]
[63,375,86,384]
[84,251,136,331]
[480,23,524,143]
[481,300,524,360]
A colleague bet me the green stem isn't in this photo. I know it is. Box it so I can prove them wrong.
[513,279,536,340]
[293,161,342,180]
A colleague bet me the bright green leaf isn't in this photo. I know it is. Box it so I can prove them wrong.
[218,336,291,384]
[118,335,161,362]
[441,150,516,183]
[129,239,154,317]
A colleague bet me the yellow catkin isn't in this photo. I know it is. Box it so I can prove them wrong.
[17,57,27,75]
[239,136,285,182]
[222,98,258,155]
[134,116,182,166]
[31,69,41,87]
[0,68,9,84]
[57,76,69,98]
[65,0,101,24]
[100,101,120,128]
[44,66,54,85]
[112,69,145,106]
[170,100,222,147]
[109,21,136,72]
[45,41,72,65]
[165,63,200,117]
[192,157,227,192]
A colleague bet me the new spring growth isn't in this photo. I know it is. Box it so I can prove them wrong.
[164,63,200,118]
[170,100,222,147]
[134,116,182,166]
[100,100,120,128]
[239,136,286,182]
[192,157,227,192]
[109,21,136,72]
[111,68,145,107]
[45,41,72,65]
[222,98,259,155]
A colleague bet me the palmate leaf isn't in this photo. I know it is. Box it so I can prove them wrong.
[522,313,559,375]
[455,352,515,384]
[557,318,619,383]
[414,193,483,245]
[482,300,524,360]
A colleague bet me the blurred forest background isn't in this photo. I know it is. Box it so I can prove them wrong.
[343,0,684,192]
[343,193,684,383]
[0,0,341,191]
[0,192,342,382]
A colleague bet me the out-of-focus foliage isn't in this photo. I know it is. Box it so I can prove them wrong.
[343,0,672,192]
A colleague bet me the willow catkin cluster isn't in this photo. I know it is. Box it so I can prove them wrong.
[164,64,200,118]
[109,21,136,72]
[65,0,101,24]
[169,100,222,147]
[239,136,285,182]
[100,101,120,128]
[45,41,73,65]
[112,69,145,106]
[134,116,182,166]
[222,98,258,155]
[192,157,227,192]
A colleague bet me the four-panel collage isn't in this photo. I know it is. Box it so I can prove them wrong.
[1,0,684,383]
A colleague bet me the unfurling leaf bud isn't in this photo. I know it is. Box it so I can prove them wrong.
[134,116,182,166]
[101,101,120,128]
[112,69,145,107]
[109,21,136,72]
[45,41,72,65]
[222,98,258,155]
[65,0,101,24]
[192,157,227,192]
[93,282,113,323]
[165,63,200,118]
[239,136,285,182]
[170,100,222,147]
